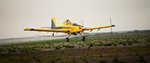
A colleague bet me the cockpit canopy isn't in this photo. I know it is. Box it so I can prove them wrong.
[63,19,72,24]
[63,19,83,27]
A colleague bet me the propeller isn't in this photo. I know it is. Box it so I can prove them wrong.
[110,18,112,33]
[110,18,115,33]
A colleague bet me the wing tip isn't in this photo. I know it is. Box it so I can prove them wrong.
[24,28,34,31]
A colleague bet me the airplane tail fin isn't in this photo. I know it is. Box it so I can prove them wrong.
[51,17,56,29]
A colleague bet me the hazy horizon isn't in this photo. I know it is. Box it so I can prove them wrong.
[0,0,150,39]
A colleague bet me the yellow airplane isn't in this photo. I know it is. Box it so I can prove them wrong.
[24,17,115,42]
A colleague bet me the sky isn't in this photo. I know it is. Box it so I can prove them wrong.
[0,0,150,39]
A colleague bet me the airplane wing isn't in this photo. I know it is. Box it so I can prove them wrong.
[84,25,115,31]
[24,28,70,33]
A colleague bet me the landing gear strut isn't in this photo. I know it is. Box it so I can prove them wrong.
[82,36,85,41]
[52,33,54,36]
[65,33,85,42]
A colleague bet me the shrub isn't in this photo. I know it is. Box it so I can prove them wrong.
[54,46,62,50]
[128,42,132,45]
[123,43,126,46]
[104,43,112,46]
[89,43,94,47]
[63,45,74,48]
[95,43,104,46]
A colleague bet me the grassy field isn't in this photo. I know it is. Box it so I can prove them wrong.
[0,30,150,63]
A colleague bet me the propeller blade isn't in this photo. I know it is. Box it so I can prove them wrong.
[110,18,113,33]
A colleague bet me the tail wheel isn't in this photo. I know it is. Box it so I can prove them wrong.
[66,37,69,42]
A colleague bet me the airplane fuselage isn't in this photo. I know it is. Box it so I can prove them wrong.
[54,24,83,35]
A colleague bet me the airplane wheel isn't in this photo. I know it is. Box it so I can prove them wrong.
[52,33,54,36]
[66,37,69,42]
[82,36,85,41]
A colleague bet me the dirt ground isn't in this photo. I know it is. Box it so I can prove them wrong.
[0,45,149,63]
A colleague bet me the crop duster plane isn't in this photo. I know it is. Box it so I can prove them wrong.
[24,17,115,42]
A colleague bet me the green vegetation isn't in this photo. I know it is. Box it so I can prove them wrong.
[0,31,150,54]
